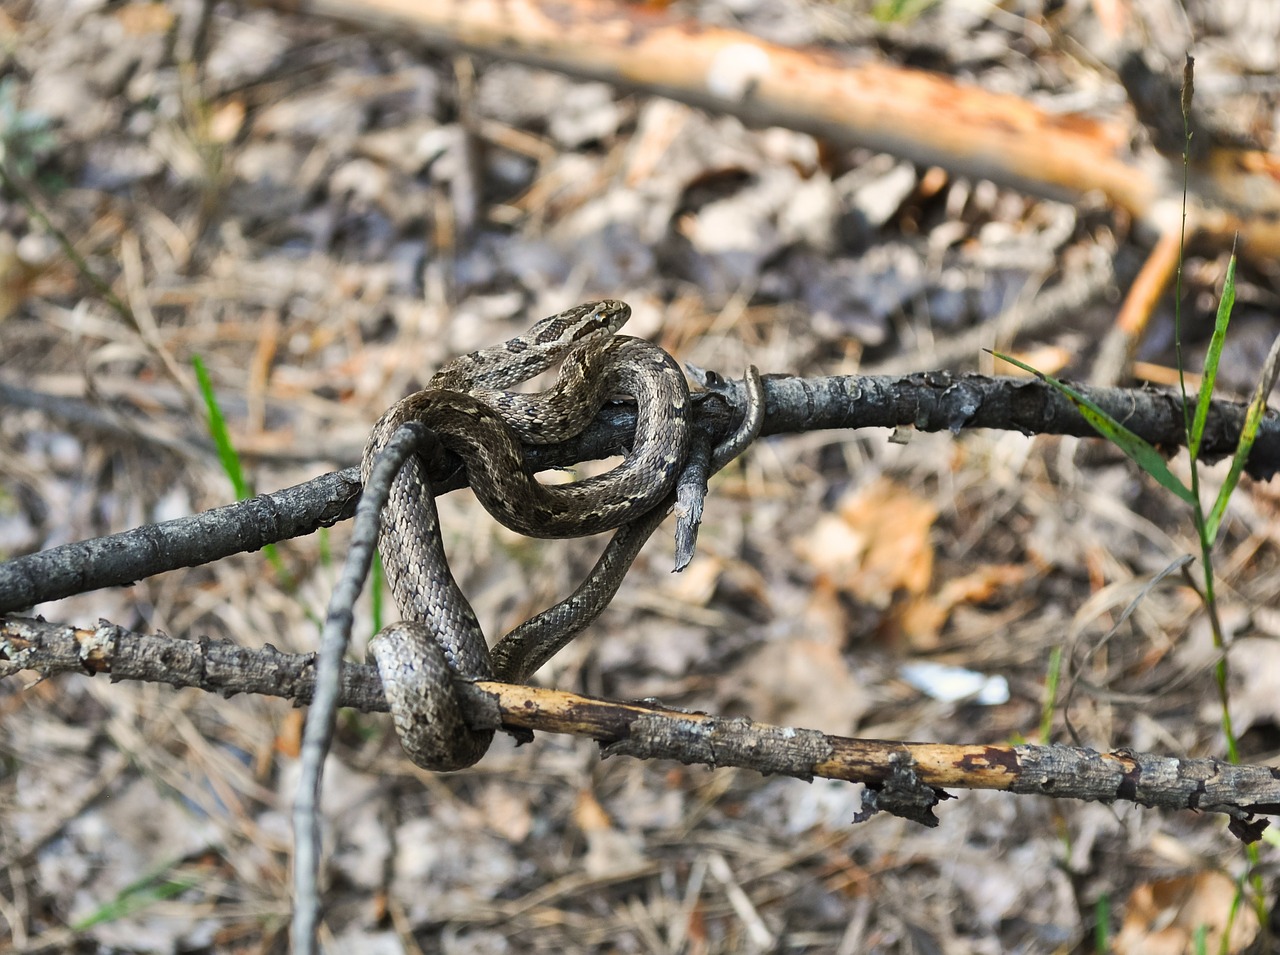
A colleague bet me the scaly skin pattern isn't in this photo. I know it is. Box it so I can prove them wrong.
[364,300,692,770]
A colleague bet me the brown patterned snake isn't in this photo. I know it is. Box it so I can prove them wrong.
[363,301,754,771]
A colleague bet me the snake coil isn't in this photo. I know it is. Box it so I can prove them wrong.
[363,301,692,770]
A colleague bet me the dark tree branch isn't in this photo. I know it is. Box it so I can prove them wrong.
[2,373,1275,614]
[3,615,1276,837]
[0,467,364,613]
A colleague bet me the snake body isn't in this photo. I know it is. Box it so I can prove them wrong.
[365,302,691,538]
[363,301,692,770]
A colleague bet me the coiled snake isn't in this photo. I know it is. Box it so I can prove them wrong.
[364,301,743,771]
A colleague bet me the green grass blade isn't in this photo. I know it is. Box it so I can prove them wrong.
[1039,645,1062,743]
[993,352,1194,504]
[192,354,297,587]
[1190,252,1237,460]
[72,860,198,930]
[317,526,331,568]
[1205,330,1280,542]
[1094,892,1111,953]
[371,550,385,633]
[192,354,252,500]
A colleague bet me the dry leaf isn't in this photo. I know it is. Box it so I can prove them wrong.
[574,789,646,878]
[899,563,1032,648]
[728,637,869,732]
[665,552,724,605]
[478,782,534,843]
[835,478,937,604]
[793,477,937,608]
[208,98,247,144]
[115,2,174,35]
[1112,871,1259,955]
[573,788,614,834]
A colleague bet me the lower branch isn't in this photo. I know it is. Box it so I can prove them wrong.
[5,614,1275,837]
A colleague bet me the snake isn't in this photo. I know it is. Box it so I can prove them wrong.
[362,301,696,771]
[490,365,765,684]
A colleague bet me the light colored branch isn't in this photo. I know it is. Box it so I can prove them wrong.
[4,614,1277,837]
[284,0,1280,255]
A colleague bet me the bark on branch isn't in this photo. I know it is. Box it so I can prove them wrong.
[3,614,1275,836]
[1,372,1275,614]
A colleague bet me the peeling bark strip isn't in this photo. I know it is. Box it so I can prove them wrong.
[5,614,1277,837]
[2,373,1277,614]
[290,0,1280,255]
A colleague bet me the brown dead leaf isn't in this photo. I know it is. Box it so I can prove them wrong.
[275,709,303,758]
[836,478,936,604]
[901,562,1032,649]
[729,637,869,732]
[895,594,949,650]
[209,98,247,144]
[0,233,31,322]
[1112,871,1259,955]
[574,789,646,878]
[666,552,724,606]
[801,575,850,649]
[115,2,175,35]
[573,788,613,834]
[0,233,76,322]
[793,477,937,609]
[935,564,1030,607]
[477,782,534,843]
[793,478,953,651]
[794,512,866,577]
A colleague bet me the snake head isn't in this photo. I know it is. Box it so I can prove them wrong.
[429,300,634,393]
[532,299,631,347]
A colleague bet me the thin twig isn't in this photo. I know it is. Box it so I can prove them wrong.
[293,423,432,954]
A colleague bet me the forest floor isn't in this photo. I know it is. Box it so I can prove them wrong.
[3,0,1280,952]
